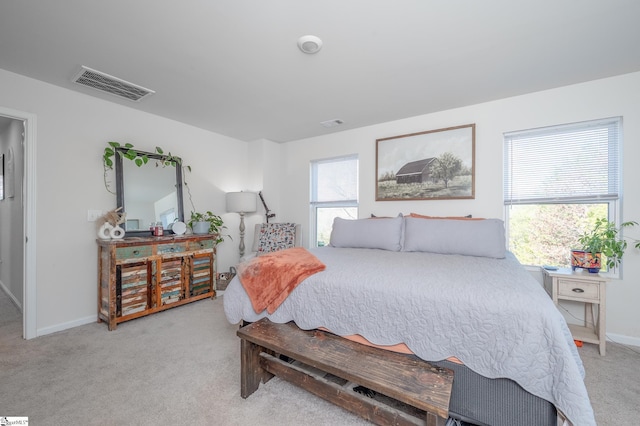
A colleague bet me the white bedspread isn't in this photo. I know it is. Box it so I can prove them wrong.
[223,247,595,426]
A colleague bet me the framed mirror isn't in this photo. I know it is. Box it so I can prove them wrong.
[115,147,184,237]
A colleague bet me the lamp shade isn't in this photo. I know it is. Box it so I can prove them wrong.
[226,191,257,213]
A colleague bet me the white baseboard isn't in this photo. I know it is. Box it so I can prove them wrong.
[37,315,97,337]
[606,332,640,349]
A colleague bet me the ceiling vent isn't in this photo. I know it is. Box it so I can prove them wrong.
[320,119,344,128]
[72,66,155,102]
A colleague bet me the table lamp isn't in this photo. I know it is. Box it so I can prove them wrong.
[226,191,257,257]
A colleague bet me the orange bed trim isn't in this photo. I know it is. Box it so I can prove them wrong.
[319,327,463,365]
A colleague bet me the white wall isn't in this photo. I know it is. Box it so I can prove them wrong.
[241,139,285,251]
[279,71,640,343]
[0,118,24,308]
[0,68,251,336]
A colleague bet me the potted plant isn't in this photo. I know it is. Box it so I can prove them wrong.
[188,211,227,244]
[573,218,640,272]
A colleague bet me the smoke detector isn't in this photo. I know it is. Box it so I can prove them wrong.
[72,66,155,102]
[297,35,323,54]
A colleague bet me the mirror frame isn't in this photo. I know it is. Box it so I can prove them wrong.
[115,147,185,237]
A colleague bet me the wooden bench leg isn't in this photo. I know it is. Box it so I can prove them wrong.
[240,338,261,398]
[240,338,274,398]
[426,412,447,426]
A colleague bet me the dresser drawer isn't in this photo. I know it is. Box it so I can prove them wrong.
[116,245,153,260]
[157,242,186,255]
[557,279,599,301]
[188,239,215,251]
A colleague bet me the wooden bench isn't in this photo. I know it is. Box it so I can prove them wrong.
[237,318,454,426]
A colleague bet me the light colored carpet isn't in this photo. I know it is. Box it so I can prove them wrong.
[1,290,638,425]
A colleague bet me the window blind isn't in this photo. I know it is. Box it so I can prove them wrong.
[311,155,358,203]
[504,117,621,205]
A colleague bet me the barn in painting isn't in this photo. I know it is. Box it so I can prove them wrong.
[395,158,438,184]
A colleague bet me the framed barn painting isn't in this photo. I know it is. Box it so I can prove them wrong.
[376,124,475,201]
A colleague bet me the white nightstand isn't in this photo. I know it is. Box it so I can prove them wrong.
[542,267,610,355]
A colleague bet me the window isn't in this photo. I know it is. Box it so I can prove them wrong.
[310,155,358,247]
[504,117,621,271]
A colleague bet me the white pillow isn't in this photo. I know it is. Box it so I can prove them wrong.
[402,217,506,258]
[329,217,403,251]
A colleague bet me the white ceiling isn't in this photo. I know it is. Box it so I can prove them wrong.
[1,1,639,143]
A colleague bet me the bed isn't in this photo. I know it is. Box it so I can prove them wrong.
[223,215,596,426]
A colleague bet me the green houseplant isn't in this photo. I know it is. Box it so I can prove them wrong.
[102,141,185,193]
[574,218,640,271]
[188,211,228,244]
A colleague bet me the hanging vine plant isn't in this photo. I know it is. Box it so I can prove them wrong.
[102,141,187,194]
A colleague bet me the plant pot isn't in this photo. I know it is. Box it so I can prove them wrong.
[192,221,210,235]
[571,250,601,273]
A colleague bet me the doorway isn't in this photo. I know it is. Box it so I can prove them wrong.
[0,106,36,339]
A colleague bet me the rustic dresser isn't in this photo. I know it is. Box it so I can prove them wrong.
[97,234,216,330]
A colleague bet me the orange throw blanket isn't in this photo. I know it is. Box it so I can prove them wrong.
[238,247,326,314]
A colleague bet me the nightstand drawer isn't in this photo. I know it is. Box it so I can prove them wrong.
[557,279,599,301]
